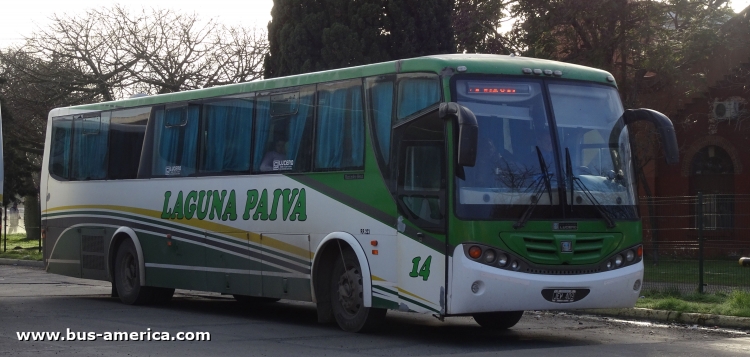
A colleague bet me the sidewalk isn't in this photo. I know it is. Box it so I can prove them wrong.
[570,307,750,330]
[0,258,44,268]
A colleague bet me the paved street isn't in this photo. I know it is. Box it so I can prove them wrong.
[1,265,749,356]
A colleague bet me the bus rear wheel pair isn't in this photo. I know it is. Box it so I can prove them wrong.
[114,239,174,305]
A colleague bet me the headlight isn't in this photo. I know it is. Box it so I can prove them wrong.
[615,255,623,267]
[497,253,508,267]
[625,250,635,262]
[483,249,496,263]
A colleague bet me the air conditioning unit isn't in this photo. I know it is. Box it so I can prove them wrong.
[712,100,739,121]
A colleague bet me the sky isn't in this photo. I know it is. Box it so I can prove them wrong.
[1,0,749,49]
[0,0,275,48]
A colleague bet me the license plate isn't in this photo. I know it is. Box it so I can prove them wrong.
[551,289,576,303]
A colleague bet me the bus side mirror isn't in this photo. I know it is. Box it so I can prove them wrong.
[439,102,478,167]
[622,109,679,165]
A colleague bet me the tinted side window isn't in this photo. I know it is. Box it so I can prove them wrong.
[50,117,74,179]
[397,73,440,120]
[200,98,253,173]
[315,80,364,171]
[253,87,314,173]
[152,105,199,176]
[71,113,110,180]
[109,107,150,179]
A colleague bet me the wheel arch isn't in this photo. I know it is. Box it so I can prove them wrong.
[310,232,372,308]
[108,227,146,286]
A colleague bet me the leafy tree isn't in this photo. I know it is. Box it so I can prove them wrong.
[453,0,512,54]
[265,0,455,78]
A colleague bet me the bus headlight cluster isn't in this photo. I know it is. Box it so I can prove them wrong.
[603,245,643,271]
[464,244,524,272]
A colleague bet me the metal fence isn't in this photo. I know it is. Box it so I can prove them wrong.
[641,194,750,294]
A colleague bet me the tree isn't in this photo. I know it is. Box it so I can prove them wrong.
[265,0,455,78]
[453,0,512,54]
[0,6,270,241]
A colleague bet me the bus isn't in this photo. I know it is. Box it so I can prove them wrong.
[40,54,678,332]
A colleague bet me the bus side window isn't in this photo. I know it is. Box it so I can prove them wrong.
[253,87,314,173]
[152,105,200,177]
[366,76,395,168]
[71,113,110,180]
[396,73,440,121]
[200,98,253,173]
[315,80,364,171]
[50,117,74,180]
[109,107,150,179]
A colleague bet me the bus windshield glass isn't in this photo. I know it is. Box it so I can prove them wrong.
[454,78,636,221]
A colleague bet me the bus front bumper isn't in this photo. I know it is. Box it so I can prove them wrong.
[448,247,643,314]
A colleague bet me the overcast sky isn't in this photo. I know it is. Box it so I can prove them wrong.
[1,0,749,49]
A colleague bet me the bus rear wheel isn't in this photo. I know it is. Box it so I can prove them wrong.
[330,247,385,332]
[114,239,154,305]
[472,311,524,330]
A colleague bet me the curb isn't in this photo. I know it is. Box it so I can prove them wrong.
[573,307,750,330]
[0,258,44,268]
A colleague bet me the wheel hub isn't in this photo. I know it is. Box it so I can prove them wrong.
[337,266,363,315]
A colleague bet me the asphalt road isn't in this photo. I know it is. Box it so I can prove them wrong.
[1,265,749,357]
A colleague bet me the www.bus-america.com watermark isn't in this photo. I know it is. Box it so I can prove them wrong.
[17,328,211,342]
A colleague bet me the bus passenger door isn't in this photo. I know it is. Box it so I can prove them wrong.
[392,110,448,314]
[260,233,312,301]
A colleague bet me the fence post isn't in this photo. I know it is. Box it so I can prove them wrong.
[2,205,6,252]
[697,192,704,294]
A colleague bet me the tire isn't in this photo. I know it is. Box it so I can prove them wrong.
[114,239,154,305]
[233,295,280,304]
[330,247,386,332]
[472,311,524,330]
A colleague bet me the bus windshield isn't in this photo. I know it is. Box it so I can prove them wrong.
[454,78,636,221]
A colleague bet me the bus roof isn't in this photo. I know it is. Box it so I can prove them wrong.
[66,54,616,112]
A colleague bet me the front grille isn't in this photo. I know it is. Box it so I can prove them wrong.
[522,236,557,261]
[571,236,604,262]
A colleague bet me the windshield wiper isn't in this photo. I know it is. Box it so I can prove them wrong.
[565,148,616,228]
[514,147,553,229]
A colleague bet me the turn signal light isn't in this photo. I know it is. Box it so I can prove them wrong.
[468,246,482,259]
[637,245,643,258]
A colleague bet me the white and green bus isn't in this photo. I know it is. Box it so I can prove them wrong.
[41,54,678,332]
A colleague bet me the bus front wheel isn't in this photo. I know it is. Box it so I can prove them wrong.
[472,311,524,330]
[114,239,154,305]
[330,247,386,332]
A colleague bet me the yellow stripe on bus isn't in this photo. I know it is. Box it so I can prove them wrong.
[44,204,313,260]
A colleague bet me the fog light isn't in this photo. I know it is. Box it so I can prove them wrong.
[497,253,508,267]
[615,255,623,267]
[468,246,482,259]
[483,249,496,263]
[471,281,480,293]
[511,261,519,270]
[633,279,641,291]
[625,250,635,262]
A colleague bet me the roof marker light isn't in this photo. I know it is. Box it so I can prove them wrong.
[606,75,615,82]
[457,66,467,72]
[533,69,543,75]
[553,70,563,77]
[522,68,532,74]
[543,69,553,76]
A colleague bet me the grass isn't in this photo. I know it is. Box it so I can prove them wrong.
[643,259,750,287]
[636,289,750,318]
[0,233,42,261]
